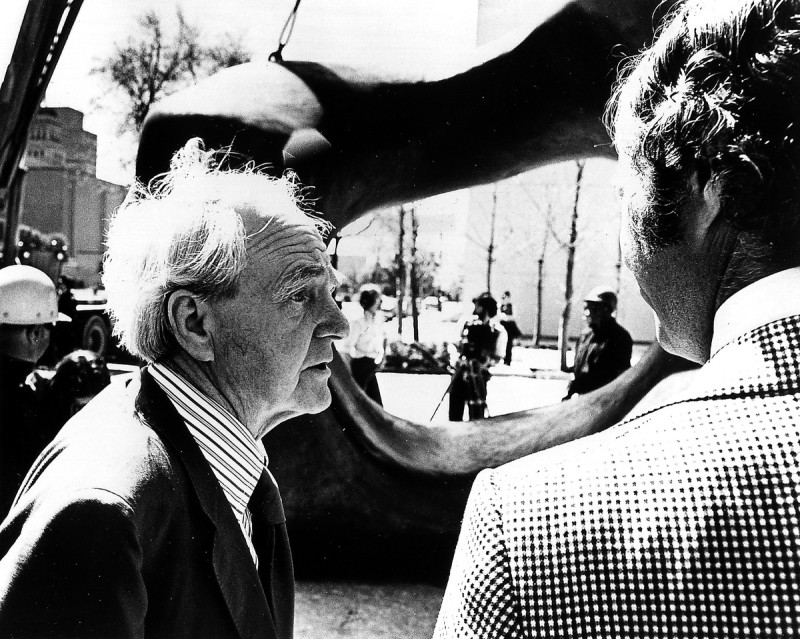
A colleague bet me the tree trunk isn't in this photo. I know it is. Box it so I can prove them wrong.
[396,205,405,336]
[409,205,420,342]
[534,210,550,347]
[486,183,498,292]
[615,234,623,298]
[559,160,584,372]
[535,256,545,347]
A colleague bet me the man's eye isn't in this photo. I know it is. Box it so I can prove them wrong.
[289,290,309,303]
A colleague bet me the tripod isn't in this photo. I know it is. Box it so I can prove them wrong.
[431,356,490,421]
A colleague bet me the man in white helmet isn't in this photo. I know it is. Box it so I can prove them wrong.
[0,264,70,516]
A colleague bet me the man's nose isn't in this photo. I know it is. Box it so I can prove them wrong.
[320,295,350,340]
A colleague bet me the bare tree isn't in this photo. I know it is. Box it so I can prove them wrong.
[94,10,251,133]
[534,205,551,347]
[511,177,561,347]
[395,205,406,336]
[409,205,420,342]
[486,183,498,292]
[464,183,501,296]
[553,161,585,372]
[206,34,252,70]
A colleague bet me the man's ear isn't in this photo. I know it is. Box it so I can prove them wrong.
[166,290,216,362]
[687,167,722,244]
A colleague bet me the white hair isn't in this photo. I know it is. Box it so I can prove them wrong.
[103,138,329,362]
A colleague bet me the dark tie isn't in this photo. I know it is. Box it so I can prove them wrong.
[248,469,295,639]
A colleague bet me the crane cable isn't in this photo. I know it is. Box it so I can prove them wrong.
[269,0,303,62]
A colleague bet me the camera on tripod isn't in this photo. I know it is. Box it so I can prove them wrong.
[459,318,500,365]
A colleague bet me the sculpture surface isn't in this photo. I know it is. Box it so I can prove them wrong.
[136,0,686,581]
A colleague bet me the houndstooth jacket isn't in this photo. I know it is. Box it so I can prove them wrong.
[434,304,800,637]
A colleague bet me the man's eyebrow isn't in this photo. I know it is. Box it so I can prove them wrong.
[273,262,329,301]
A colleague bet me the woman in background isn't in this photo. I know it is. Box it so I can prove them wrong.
[499,290,521,365]
[346,284,387,405]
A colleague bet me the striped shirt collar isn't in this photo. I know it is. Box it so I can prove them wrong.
[149,362,267,530]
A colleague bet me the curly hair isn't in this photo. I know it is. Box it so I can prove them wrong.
[103,138,329,362]
[609,0,800,266]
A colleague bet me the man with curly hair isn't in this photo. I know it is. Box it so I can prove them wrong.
[435,1,800,636]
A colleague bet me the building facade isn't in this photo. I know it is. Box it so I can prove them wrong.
[21,107,127,286]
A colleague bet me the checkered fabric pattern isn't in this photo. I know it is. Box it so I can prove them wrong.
[434,315,800,639]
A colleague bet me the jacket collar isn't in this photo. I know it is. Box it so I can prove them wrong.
[711,267,800,356]
[134,366,279,639]
[622,314,800,424]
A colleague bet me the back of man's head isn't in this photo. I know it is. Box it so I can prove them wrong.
[610,0,800,269]
[103,138,328,363]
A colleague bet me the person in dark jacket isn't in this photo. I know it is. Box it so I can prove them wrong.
[448,293,507,421]
[41,349,111,433]
[564,286,632,398]
[0,265,71,517]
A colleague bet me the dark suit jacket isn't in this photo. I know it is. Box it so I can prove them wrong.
[0,367,293,638]
[435,315,800,638]
[567,319,633,396]
[0,355,52,518]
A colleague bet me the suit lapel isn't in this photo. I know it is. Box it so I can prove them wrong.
[134,367,278,639]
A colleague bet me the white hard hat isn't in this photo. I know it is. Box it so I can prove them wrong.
[0,265,71,325]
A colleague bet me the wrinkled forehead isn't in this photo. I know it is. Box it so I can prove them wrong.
[242,206,334,287]
[246,216,326,262]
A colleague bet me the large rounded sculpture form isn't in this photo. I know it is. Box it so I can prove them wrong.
[136,0,687,582]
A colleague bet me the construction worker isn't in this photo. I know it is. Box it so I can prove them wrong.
[0,264,70,516]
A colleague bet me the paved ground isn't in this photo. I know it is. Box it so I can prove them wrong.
[380,361,569,423]
[296,581,444,638]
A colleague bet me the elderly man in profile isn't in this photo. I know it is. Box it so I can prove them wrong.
[434,0,800,636]
[0,139,348,638]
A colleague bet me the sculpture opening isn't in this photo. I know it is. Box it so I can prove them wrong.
[135,0,693,583]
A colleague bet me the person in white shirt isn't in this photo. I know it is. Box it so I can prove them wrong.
[435,0,800,636]
[345,284,387,405]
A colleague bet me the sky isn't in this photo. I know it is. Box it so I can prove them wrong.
[1,0,480,184]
